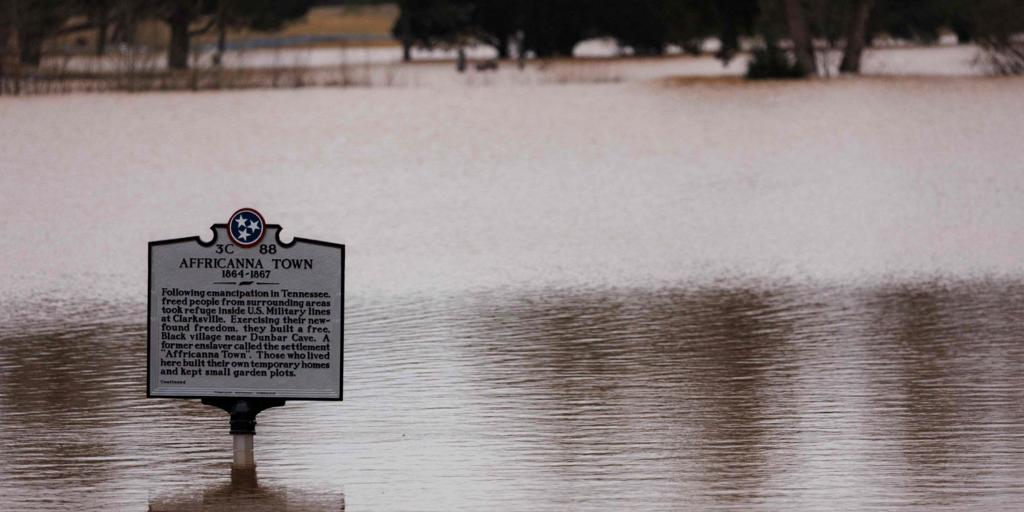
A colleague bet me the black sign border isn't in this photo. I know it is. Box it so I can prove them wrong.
[147,223,345,401]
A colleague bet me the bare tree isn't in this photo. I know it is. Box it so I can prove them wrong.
[780,0,816,76]
[973,0,1024,75]
[0,1,14,94]
[166,1,200,70]
[156,0,217,70]
[839,0,874,73]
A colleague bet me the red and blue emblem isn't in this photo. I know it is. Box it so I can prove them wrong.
[228,208,266,248]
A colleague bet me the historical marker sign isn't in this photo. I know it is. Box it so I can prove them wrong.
[148,209,344,400]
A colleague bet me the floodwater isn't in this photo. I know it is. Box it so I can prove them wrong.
[2,72,1024,510]
[60,43,988,89]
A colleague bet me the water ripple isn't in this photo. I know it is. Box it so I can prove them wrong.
[1,281,1023,511]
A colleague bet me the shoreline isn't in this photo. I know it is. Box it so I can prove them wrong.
[0,45,999,96]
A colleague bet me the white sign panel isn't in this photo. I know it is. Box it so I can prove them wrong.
[148,209,344,400]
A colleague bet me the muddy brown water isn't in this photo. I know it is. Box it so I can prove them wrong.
[1,77,1023,510]
[1,283,1022,510]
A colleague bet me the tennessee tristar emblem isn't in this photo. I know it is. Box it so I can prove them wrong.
[228,208,266,247]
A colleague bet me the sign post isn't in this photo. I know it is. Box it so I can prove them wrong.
[148,209,344,468]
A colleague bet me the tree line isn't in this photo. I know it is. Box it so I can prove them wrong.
[2,0,1022,76]
[392,0,1024,76]
[1,0,315,70]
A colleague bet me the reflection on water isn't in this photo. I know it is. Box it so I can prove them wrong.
[1,281,1022,511]
[148,467,344,511]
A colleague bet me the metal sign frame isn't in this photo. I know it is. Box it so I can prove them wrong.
[147,223,344,401]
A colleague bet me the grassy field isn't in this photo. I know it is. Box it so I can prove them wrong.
[255,4,399,41]
[197,4,400,48]
[52,4,400,53]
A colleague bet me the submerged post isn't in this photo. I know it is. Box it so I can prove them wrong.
[202,398,286,468]
[233,434,254,468]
